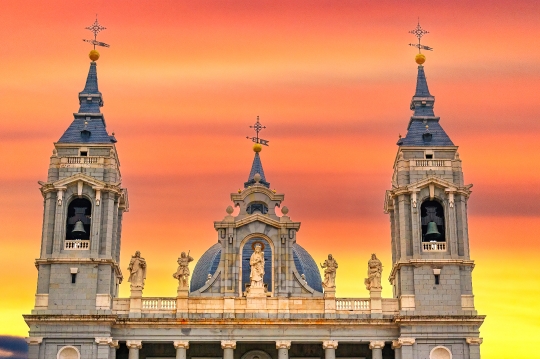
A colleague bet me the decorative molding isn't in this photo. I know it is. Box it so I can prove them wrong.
[221,340,236,349]
[109,340,119,349]
[173,341,190,349]
[391,340,401,349]
[275,341,291,350]
[322,340,338,349]
[126,340,142,349]
[25,337,43,345]
[466,338,483,346]
[389,259,475,281]
[398,338,415,346]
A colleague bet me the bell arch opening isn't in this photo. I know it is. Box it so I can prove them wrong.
[246,201,268,215]
[420,200,445,242]
[66,198,92,240]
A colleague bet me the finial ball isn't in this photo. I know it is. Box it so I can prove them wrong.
[226,205,234,215]
[415,53,425,65]
[281,206,289,215]
[89,50,100,61]
[254,173,261,183]
[253,143,262,152]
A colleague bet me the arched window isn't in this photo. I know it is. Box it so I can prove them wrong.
[246,202,268,215]
[66,198,92,240]
[421,200,445,242]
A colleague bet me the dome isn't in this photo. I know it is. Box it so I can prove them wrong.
[190,243,222,292]
[292,243,323,292]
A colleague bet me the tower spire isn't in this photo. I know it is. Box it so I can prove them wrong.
[244,116,270,188]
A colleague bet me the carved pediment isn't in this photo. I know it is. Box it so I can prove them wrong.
[214,214,301,231]
[230,184,284,203]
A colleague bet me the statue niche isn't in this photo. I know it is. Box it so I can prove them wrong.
[66,198,92,240]
[420,200,445,242]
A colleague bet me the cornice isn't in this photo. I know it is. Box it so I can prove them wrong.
[389,259,475,280]
[214,213,301,231]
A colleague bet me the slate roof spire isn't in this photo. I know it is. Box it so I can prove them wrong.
[244,151,270,188]
[397,62,454,147]
[57,61,116,144]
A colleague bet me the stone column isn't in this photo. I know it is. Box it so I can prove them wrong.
[398,338,415,359]
[109,340,119,359]
[369,341,385,359]
[127,340,142,359]
[466,337,483,359]
[25,337,43,359]
[322,340,338,359]
[391,340,402,359]
[221,340,236,359]
[96,337,113,359]
[174,341,189,359]
[276,341,291,359]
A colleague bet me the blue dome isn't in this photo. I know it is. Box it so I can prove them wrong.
[190,243,222,292]
[292,243,323,292]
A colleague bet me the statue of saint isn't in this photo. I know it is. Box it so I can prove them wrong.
[128,251,147,290]
[249,243,265,288]
[173,251,194,289]
[320,254,338,289]
[364,253,383,290]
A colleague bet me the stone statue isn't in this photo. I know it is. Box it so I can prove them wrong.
[173,251,194,289]
[320,254,338,289]
[249,243,265,288]
[128,251,147,290]
[364,253,383,291]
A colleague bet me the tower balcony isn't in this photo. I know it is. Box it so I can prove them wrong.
[422,242,447,252]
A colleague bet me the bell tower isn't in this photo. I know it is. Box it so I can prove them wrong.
[32,41,128,315]
[385,34,476,316]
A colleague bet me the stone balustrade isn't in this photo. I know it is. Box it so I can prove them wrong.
[422,242,447,251]
[112,296,399,316]
[64,240,90,250]
[66,156,100,164]
[414,159,449,167]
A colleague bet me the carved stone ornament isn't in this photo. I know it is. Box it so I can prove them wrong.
[369,341,385,350]
[321,254,338,290]
[364,253,383,291]
[322,340,338,350]
[126,340,142,349]
[275,341,291,349]
[128,251,147,290]
[221,340,237,349]
[173,251,194,289]
[95,337,112,346]
[398,337,415,346]
[391,340,401,349]
[466,337,483,346]
[25,337,43,345]
[173,341,190,349]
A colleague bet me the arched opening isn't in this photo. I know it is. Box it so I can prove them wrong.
[421,200,445,242]
[57,346,80,359]
[430,346,452,359]
[66,198,92,240]
[246,201,268,215]
[241,238,272,294]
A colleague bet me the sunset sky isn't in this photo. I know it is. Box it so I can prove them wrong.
[1,1,539,358]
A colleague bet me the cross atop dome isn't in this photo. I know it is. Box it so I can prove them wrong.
[83,16,110,62]
[244,116,270,188]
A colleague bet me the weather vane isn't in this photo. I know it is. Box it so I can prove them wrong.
[408,19,433,53]
[83,15,110,50]
[246,116,269,147]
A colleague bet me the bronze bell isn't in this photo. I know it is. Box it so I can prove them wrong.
[72,220,86,237]
[424,221,442,241]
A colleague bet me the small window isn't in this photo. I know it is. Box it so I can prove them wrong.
[425,154,433,159]
[71,273,77,283]
[246,202,268,215]
[434,274,440,285]
[80,151,88,157]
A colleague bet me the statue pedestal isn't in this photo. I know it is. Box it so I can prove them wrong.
[246,285,266,298]
[177,287,189,298]
[370,288,382,316]
[129,288,143,317]
[323,287,336,298]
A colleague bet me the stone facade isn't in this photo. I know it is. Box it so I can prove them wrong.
[24,60,483,359]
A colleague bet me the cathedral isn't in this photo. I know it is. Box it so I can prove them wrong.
[23,24,484,359]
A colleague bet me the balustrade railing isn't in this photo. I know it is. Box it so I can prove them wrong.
[64,240,90,250]
[415,159,447,167]
[422,242,447,251]
[66,157,99,164]
[142,298,177,310]
[336,298,370,311]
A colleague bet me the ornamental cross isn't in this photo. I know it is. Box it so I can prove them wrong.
[246,116,269,146]
[409,19,433,53]
[83,16,110,49]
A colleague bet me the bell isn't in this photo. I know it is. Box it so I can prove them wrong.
[72,220,86,237]
[424,221,441,241]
